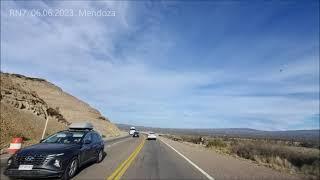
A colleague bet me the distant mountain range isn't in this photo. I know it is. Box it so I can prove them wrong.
[116,123,319,143]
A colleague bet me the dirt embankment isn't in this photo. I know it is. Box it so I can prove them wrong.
[0,72,120,150]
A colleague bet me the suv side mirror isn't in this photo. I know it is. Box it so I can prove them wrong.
[84,139,91,144]
[39,139,45,143]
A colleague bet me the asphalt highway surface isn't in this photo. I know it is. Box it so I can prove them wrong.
[1,135,301,180]
[122,139,207,179]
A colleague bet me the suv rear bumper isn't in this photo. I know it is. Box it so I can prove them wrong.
[4,168,63,178]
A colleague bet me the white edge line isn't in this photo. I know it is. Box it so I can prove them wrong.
[159,138,215,180]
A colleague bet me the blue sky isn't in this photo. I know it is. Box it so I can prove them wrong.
[1,0,319,130]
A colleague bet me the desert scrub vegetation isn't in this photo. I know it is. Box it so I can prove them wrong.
[165,134,319,178]
[206,139,227,148]
[180,135,203,144]
[231,141,319,177]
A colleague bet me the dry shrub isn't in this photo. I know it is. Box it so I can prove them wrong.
[165,134,319,177]
[181,136,203,144]
[206,139,227,148]
[301,160,320,178]
[231,141,319,176]
[163,135,184,142]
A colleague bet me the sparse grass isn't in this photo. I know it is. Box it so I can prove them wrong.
[166,134,320,178]
[206,139,227,148]
[230,141,319,177]
[163,135,183,141]
[180,135,203,144]
[300,141,319,149]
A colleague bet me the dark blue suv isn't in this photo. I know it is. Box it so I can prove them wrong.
[5,123,105,180]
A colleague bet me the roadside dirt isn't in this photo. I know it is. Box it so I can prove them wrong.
[160,137,304,180]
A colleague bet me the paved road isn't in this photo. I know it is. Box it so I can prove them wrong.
[1,135,302,180]
[1,136,206,179]
[74,136,140,180]
[122,139,206,179]
[76,136,207,179]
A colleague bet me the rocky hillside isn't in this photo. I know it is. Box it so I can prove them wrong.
[0,72,120,149]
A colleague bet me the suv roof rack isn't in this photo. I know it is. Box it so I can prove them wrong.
[69,122,93,130]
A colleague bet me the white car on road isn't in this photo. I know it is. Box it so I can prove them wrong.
[147,132,157,140]
[129,127,136,135]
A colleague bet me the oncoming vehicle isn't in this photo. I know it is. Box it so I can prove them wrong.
[133,131,139,137]
[4,122,105,180]
[129,127,136,135]
[147,132,157,140]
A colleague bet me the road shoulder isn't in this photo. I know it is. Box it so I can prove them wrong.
[159,137,303,180]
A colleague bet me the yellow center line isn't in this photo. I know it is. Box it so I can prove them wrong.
[108,142,143,180]
[107,138,145,180]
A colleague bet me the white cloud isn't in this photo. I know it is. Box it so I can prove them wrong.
[1,1,319,130]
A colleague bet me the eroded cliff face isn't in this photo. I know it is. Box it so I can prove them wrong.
[0,74,68,125]
[0,73,120,149]
[1,74,47,118]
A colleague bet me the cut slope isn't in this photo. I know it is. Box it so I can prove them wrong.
[0,102,65,149]
[0,72,120,149]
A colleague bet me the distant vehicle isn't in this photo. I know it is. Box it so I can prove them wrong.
[132,131,139,137]
[5,122,105,180]
[129,127,136,135]
[147,132,157,140]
